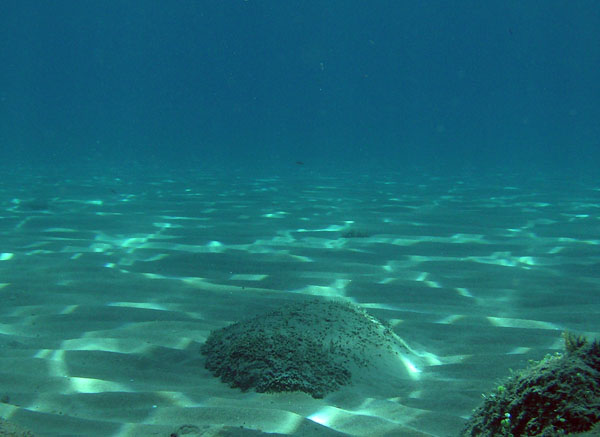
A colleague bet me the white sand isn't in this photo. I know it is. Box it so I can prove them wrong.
[1,171,598,436]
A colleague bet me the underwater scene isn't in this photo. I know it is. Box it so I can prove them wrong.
[1,2,599,436]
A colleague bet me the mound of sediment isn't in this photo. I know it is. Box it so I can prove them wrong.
[201,299,423,398]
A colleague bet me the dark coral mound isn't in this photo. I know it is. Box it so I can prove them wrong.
[0,417,34,436]
[462,332,600,437]
[340,229,371,239]
[201,299,411,399]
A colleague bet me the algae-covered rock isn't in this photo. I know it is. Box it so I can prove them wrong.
[462,332,600,436]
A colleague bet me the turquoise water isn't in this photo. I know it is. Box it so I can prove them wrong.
[1,1,598,175]
[0,2,599,436]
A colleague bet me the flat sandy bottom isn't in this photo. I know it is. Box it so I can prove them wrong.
[1,168,598,436]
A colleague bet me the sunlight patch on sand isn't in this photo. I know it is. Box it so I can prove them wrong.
[487,316,561,330]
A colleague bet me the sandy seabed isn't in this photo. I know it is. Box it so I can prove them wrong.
[0,167,598,436]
